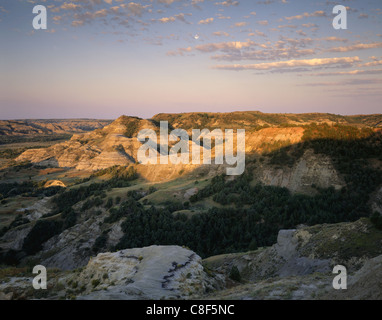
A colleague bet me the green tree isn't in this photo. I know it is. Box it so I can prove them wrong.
[229,266,241,282]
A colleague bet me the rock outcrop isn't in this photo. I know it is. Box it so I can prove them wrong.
[15,115,345,190]
[15,116,156,171]
[44,180,66,188]
[1,219,381,300]
[255,149,345,194]
[201,218,382,300]
[34,214,105,270]
[67,245,224,300]
[203,218,382,283]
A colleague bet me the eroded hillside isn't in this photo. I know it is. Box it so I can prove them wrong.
[14,113,380,188]
[0,112,381,300]
[0,119,112,137]
[153,111,382,131]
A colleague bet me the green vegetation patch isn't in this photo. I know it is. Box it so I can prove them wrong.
[299,218,382,261]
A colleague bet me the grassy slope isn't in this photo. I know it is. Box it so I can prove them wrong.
[153,112,382,130]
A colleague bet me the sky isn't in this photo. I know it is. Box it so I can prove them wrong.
[0,0,381,120]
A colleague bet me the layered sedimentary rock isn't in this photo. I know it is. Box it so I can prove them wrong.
[256,149,345,194]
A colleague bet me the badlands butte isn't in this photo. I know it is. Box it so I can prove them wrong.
[0,111,382,300]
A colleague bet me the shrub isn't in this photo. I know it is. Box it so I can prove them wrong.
[91,279,100,288]
[63,211,77,229]
[105,198,113,209]
[249,239,258,251]
[370,212,382,230]
[148,186,157,194]
[92,233,108,253]
[229,266,241,282]
[0,249,21,266]
[22,220,63,255]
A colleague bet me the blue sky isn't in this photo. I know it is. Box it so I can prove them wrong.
[0,0,381,119]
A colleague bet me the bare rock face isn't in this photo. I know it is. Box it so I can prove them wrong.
[15,116,150,171]
[0,225,32,251]
[275,229,298,260]
[257,149,345,194]
[68,245,224,300]
[107,220,125,248]
[15,197,54,222]
[44,180,66,188]
[184,188,198,200]
[35,215,105,270]
[275,229,331,278]
[16,137,135,171]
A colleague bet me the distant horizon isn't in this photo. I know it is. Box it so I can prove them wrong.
[1,109,381,121]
